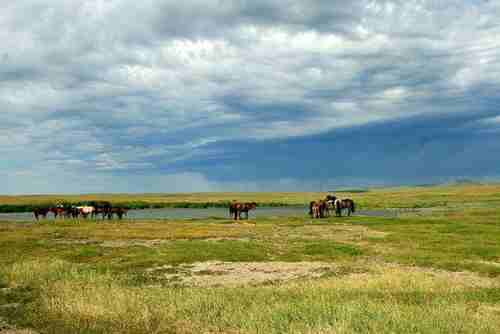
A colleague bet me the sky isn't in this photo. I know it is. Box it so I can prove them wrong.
[1,0,500,194]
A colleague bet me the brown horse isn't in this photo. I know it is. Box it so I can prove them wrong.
[106,207,128,220]
[49,206,65,219]
[229,202,257,220]
[309,199,329,218]
[310,201,321,218]
[334,198,356,217]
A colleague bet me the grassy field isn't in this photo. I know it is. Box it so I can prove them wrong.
[1,184,500,333]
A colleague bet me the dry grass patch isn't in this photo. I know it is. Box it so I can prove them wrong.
[276,224,389,242]
[331,262,500,290]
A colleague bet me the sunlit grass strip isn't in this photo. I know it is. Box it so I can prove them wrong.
[1,183,500,212]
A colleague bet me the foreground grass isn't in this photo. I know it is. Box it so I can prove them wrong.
[1,200,500,332]
[1,260,499,334]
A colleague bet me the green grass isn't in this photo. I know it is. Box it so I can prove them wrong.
[1,184,500,333]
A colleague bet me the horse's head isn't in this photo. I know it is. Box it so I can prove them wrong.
[326,195,336,202]
[247,202,257,210]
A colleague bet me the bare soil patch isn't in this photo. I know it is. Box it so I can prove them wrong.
[145,260,500,289]
[146,261,337,287]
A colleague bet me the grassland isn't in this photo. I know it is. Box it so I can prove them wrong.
[2,183,500,212]
[0,184,500,333]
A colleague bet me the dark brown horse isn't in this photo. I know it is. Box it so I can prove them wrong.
[91,201,112,219]
[334,198,356,217]
[229,202,257,220]
[106,207,128,220]
[239,202,257,220]
[33,207,50,221]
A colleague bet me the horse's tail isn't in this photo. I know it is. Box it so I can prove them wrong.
[351,200,356,213]
[308,201,314,216]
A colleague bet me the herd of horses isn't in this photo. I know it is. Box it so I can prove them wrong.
[32,202,128,221]
[308,195,355,218]
[32,195,355,221]
[228,195,355,220]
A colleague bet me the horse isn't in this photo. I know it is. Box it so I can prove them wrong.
[326,195,337,202]
[33,207,50,221]
[239,202,257,220]
[106,207,128,220]
[310,201,321,218]
[229,202,257,220]
[49,205,65,219]
[77,206,95,219]
[334,198,356,217]
[91,201,112,219]
[309,199,329,218]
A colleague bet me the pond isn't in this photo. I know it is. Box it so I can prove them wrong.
[0,207,397,221]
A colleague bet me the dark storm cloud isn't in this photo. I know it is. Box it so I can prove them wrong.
[1,0,500,193]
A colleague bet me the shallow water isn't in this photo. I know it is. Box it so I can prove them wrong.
[0,207,397,221]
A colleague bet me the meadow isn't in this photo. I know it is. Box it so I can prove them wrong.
[1,183,500,333]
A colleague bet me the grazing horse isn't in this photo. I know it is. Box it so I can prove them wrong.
[334,198,356,217]
[33,207,50,221]
[229,202,257,220]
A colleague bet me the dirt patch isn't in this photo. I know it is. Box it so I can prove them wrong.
[147,261,337,287]
[145,260,500,289]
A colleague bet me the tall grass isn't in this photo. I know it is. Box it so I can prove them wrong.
[2,260,499,333]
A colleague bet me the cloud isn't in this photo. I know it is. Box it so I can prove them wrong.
[1,0,500,193]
